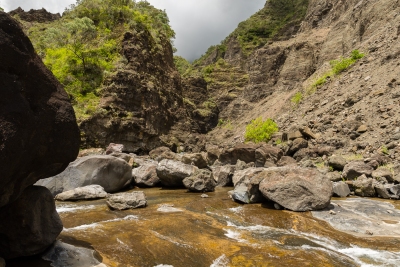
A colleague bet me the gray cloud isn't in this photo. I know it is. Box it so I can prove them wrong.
[0,0,265,61]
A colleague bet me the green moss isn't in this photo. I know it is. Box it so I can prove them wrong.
[244,117,279,143]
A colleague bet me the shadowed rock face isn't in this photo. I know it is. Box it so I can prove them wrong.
[0,12,80,207]
[8,7,61,23]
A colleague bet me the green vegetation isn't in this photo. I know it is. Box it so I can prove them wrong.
[381,145,389,155]
[244,117,278,143]
[173,56,192,76]
[308,50,365,94]
[0,7,3,11]
[291,91,303,107]
[19,0,175,121]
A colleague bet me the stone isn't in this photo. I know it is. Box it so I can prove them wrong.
[42,241,107,267]
[328,155,347,171]
[183,169,216,192]
[109,152,132,162]
[132,163,160,187]
[36,155,133,196]
[149,147,178,162]
[212,165,235,187]
[276,156,297,166]
[352,175,376,197]
[0,186,63,259]
[288,138,308,155]
[366,159,379,169]
[287,130,303,140]
[332,182,351,197]
[105,143,125,155]
[255,145,283,167]
[327,171,342,182]
[55,185,108,201]
[232,167,264,186]
[299,126,317,139]
[206,145,221,165]
[372,168,394,183]
[259,167,333,211]
[374,184,391,199]
[181,153,208,168]
[0,12,80,208]
[218,143,257,165]
[356,125,368,133]
[389,184,400,195]
[342,161,373,180]
[106,191,147,210]
[231,173,266,204]
[235,159,248,171]
[156,159,198,187]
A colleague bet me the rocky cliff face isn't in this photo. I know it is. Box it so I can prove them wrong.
[9,7,61,23]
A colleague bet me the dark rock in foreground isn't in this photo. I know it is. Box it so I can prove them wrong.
[259,167,332,211]
[0,186,63,259]
[36,155,132,196]
[0,11,80,208]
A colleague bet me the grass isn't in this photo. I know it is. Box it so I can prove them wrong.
[244,117,278,143]
[381,145,389,155]
[342,153,364,161]
[291,91,303,107]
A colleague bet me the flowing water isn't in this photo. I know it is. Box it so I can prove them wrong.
[7,188,400,267]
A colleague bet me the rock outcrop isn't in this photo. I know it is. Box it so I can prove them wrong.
[0,11,80,208]
[9,7,61,23]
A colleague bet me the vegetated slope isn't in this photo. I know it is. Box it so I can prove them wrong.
[191,0,400,161]
[12,0,218,153]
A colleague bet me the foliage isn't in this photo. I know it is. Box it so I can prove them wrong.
[0,7,3,11]
[21,0,175,121]
[174,56,192,76]
[244,117,278,143]
[291,92,303,107]
[381,145,389,155]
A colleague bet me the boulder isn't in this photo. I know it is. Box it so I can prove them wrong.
[232,168,264,186]
[327,171,342,182]
[206,145,221,165]
[299,126,317,139]
[149,146,178,162]
[230,174,267,204]
[183,169,216,192]
[105,143,125,155]
[36,155,132,196]
[287,130,303,140]
[276,156,297,166]
[288,138,308,155]
[342,161,373,180]
[181,153,208,168]
[372,168,394,183]
[0,186,63,259]
[255,145,283,167]
[55,185,108,201]
[332,182,350,197]
[109,152,132,162]
[212,165,235,186]
[328,155,347,171]
[352,175,376,197]
[219,143,257,165]
[106,191,147,210]
[132,163,160,187]
[0,12,80,207]
[259,167,332,211]
[389,184,400,196]
[156,159,198,187]
[374,184,391,199]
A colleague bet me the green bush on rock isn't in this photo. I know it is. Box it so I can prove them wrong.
[244,117,278,143]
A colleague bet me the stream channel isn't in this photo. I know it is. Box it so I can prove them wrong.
[7,187,400,267]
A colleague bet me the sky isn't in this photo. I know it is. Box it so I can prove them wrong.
[0,0,266,61]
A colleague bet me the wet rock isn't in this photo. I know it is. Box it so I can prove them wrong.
[259,167,332,211]
[255,145,283,167]
[328,155,347,171]
[0,12,80,208]
[55,185,108,201]
[342,161,373,180]
[219,143,257,165]
[132,163,160,187]
[183,169,216,192]
[230,172,266,204]
[105,143,125,155]
[36,155,132,196]
[372,168,394,183]
[181,153,208,168]
[156,159,198,187]
[288,138,308,155]
[106,191,147,210]
[332,182,351,197]
[212,165,235,187]
[353,175,376,197]
[327,171,342,182]
[276,156,298,166]
[0,186,63,259]
[232,167,264,186]
[42,241,106,267]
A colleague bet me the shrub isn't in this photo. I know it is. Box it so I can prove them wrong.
[245,117,278,143]
[291,92,303,106]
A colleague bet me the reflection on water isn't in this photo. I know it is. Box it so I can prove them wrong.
[9,187,400,267]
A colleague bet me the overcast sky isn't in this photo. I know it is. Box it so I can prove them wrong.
[0,0,265,61]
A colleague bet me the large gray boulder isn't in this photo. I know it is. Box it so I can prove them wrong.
[36,155,132,196]
[230,173,266,204]
[342,161,373,180]
[183,169,216,192]
[0,186,63,259]
[219,143,257,165]
[181,153,208,168]
[55,185,108,201]
[328,155,347,171]
[212,165,235,186]
[156,159,198,187]
[332,181,350,197]
[0,12,80,208]
[232,168,264,186]
[132,163,160,187]
[259,167,332,211]
[106,191,147,210]
[352,175,376,197]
